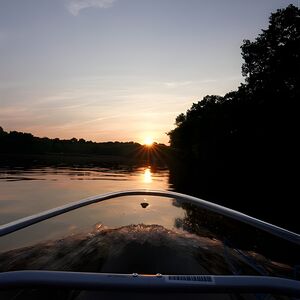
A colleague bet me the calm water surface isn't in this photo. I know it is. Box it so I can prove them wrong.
[0,166,182,251]
[0,166,171,222]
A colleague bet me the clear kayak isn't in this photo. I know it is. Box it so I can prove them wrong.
[0,190,299,299]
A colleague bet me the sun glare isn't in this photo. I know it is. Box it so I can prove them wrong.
[144,136,154,146]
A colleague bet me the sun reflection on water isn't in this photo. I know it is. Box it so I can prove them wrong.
[143,167,152,183]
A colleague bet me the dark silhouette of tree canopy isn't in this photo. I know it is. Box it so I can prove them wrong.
[0,128,141,157]
[241,5,300,95]
[168,5,300,231]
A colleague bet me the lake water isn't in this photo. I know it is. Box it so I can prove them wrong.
[0,166,170,223]
[0,165,183,251]
[0,165,298,279]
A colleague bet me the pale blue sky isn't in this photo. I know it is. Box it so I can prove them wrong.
[0,0,297,143]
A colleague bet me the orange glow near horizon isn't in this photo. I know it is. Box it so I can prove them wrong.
[144,136,154,146]
[2,125,170,145]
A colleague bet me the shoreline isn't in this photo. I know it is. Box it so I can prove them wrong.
[0,153,151,168]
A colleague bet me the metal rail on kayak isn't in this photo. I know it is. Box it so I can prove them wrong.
[0,189,299,245]
[0,271,299,296]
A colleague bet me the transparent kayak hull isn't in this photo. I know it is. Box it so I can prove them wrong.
[0,190,299,298]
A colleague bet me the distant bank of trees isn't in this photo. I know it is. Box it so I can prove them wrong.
[168,5,300,230]
[0,127,141,157]
[0,127,169,165]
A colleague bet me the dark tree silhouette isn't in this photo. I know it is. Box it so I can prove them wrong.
[168,5,300,232]
[241,5,300,95]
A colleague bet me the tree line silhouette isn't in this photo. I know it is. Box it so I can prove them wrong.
[0,127,169,166]
[168,5,300,231]
[0,127,141,156]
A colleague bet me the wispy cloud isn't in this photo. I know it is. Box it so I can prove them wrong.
[164,81,193,88]
[163,79,219,89]
[65,0,116,16]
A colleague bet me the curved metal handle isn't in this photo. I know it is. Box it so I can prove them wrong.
[0,189,299,245]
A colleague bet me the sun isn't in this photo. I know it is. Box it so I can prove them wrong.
[144,136,154,146]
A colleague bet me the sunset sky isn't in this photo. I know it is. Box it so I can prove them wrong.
[0,0,298,144]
